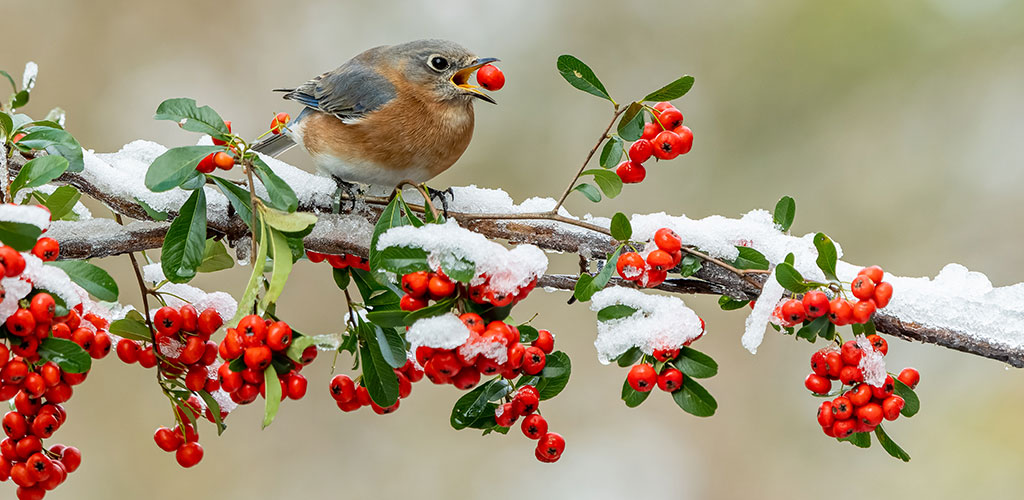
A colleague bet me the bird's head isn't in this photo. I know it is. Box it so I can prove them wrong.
[387,39,498,105]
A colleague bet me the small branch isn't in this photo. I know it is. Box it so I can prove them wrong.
[552,105,628,212]
[115,213,162,383]
[242,160,260,263]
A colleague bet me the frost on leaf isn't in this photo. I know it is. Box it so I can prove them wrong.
[590,287,703,364]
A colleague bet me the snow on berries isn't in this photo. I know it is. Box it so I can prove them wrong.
[590,287,703,364]
[615,101,693,186]
[614,227,683,288]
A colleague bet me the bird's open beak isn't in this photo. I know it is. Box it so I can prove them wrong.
[451,57,499,104]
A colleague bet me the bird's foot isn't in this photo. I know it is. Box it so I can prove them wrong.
[423,184,454,219]
[331,177,362,213]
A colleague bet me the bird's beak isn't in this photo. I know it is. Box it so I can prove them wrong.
[451,57,499,104]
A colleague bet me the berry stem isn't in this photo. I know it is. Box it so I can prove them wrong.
[551,104,628,213]
[115,213,164,386]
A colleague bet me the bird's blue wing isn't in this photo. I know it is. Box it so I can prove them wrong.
[276,58,397,121]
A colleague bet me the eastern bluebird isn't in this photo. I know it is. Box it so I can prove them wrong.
[253,39,497,188]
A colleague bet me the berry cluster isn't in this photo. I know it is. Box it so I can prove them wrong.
[476,64,505,91]
[807,337,921,439]
[305,251,371,272]
[328,360,419,415]
[615,228,683,288]
[468,275,538,308]
[196,120,238,173]
[399,270,457,311]
[615,101,694,184]
[495,386,565,463]
[777,266,894,327]
[217,315,312,406]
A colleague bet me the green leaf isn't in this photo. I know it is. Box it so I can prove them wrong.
[10,155,68,196]
[195,238,234,273]
[161,188,208,283]
[16,127,84,173]
[892,378,920,417]
[451,378,512,430]
[642,76,695,102]
[369,196,404,271]
[718,295,749,310]
[574,246,623,302]
[0,70,15,93]
[359,326,400,406]
[210,177,253,229]
[377,246,430,275]
[617,102,645,141]
[874,425,911,462]
[109,316,152,342]
[11,91,29,110]
[674,255,700,277]
[555,55,612,102]
[403,297,456,326]
[773,196,796,232]
[517,325,539,343]
[621,378,651,408]
[775,262,814,294]
[0,112,13,140]
[609,212,632,241]
[839,432,872,448]
[197,390,227,435]
[252,156,299,212]
[262,367,281,429]
[794,315,830,343]
[674,347,718,378]
[535,351,571,400]
[573,182,601,203]
[672,377,717,417]
[365,310,407,328]
[332,267,351,290]
[0,221,41,251]
[43,186,81,220]
[154,98,230,141]
[45,260,118,302]
[813,233,838,281]
[261,205,316,233]
[597,304,637,321]
[259,227,294,310]
[615,346,643,368]
[440,257,475,283]
[37,337,91,374]
[732,246,770,271]
[584,169,623,199]
[599,136,624,169]
[145,146,223,192]
[369,323,406,369]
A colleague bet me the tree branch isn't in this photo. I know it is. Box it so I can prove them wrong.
[15,154,1024,368]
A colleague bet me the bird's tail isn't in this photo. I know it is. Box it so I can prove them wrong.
[251,133,296,157]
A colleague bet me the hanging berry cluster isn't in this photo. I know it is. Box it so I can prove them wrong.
[217,315,312,407]
[615,228,684,288]
[615,101,694,184]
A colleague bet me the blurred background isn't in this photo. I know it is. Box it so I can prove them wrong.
[4,0,1024,498]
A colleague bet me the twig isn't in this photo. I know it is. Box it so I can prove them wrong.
[114,213,161,383]
[551,105,628,212]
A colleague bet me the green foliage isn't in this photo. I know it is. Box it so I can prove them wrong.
[145,146,223,192]
[10,155,67,196]
[38,337,92,374]
[161,188,207,283]
[556,55,613,102]
[154,98,231,141]
[773,195,796,231]
[609,212,631,241]
[0,221,42,251]
[45,260,119,301]
[642,76,695,102]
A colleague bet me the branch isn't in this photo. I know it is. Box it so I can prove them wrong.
[14,153,1024,368]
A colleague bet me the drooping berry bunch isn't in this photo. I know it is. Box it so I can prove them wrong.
[328,360,419,415]
[217,315,312,407]
[777,266,894,327]
[196,120,238,173]
[400,270,457,311]
[495,385,565,463]
[806,335,921,441]
[615,228,683,288]
[305,251,371,272]
[625,319,705,396]
[422,314,551,388]
[616,101,694,184]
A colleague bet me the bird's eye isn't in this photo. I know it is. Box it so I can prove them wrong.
[428,55,450,72]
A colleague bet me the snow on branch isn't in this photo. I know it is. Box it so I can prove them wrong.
[9,144,1024,367]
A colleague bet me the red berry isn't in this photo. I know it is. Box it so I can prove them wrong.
[197,308,222,337]
[616,252,646,281]
[672,125,694,154]
[817,401,834,427]
[627,364,657,392]
[31,238,59,262]
[0,246,26,277]
[840,340,863,366]
[451,367,480,390]
[532,329,554,354]
[270,112,291,134]
[536,432,565,462]
[802,290,829,318]
[3,411,27,439]
[196,153,217,173]
[153,306,181,335]
[476,64,505,91]
[401,271,429,297]
[651,130,683,160]
[213,151,234,170]
[828,298,854,325]
[653,228,682,253]
[287,372,308,400]
[175,442,203,468]
[656,107,683,130]
[652,347,679,363]
[873,282,893,308]
[521,414,548,440]
[400,294,428,311]
[780,299,806,325]
[522,346,546,375]
[858,265,884,284]
[657,368,684,392]
[898,368,920,389]
[646,249,674,271]
[882,395,905,420]
[848,383,872,407]
[329,374,356,403]
[494,402,518,427]
[852,300,876,324]
[428,274,456,299]
[243,346,272,370]
[839,365,863,385]
[804,373,831,395]
[6,309,35,337]
[856,402,883,427]
[831,396,853,420]
[832,419,855,438]
[58,446,81,473]
[628,139,654,163]
[871,375,895,400]
[810,350,828,377]
[236,315,267,347]
[641,122,660,141]
[512,386,540,414]
[266,321,293,351]
[154,426,183,452]
[615,161,646,184]
[850,275,875,300]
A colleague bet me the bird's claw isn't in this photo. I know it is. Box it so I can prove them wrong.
[425,185,454,219]
[331,178,362,213]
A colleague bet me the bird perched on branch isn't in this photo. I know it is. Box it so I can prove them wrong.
[253,39,497,189]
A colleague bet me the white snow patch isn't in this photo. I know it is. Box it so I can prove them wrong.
[590,287,703,364]
[377,220,547,295]
[0,204,51,230]
[741,270,785,354]
[142,264,237,321]
[406,314,470,351]
[22,62,37,91]
[856,334,887,387]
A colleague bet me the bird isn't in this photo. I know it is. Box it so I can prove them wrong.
[253,39,497,189]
